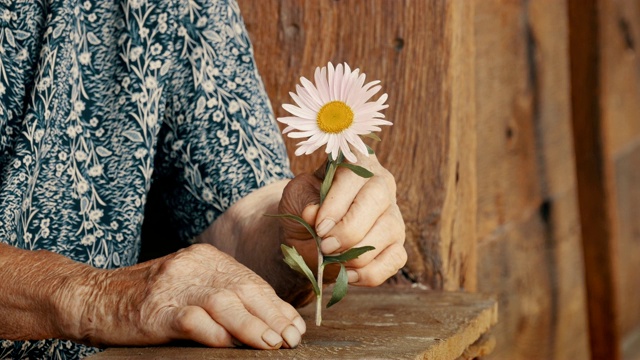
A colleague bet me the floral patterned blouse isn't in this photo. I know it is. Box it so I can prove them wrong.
[0,0,291,358]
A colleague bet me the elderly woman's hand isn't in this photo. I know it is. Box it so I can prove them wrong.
[279,152,407,286]
[64,244,305,349]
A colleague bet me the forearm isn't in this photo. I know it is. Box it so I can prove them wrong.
[0,243,92,340]
[197,180,314,307]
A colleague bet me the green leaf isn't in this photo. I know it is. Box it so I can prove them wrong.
[280,244,320,296]
[363,133,382,141]
[338,163,374,178]
[320,161,337,204]
[264,213,318,239]
[327,264,348,308]
[365,144,375,155]
[323,246,376,265]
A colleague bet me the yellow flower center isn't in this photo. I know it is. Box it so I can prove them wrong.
[316,101,354,134]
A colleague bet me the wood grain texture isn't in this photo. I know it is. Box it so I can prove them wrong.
[238,0,477,290]
[89,288,498,360]
[568,0,622,358]
[598,0,640,342]
[475,0,590,358]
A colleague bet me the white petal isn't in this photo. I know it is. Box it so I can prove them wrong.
[350,85,382,110]
[291,90,320,113]
[314,66,331,104]
[284,121,318,131]
[353,100,389,114]
[282,103,316,119]
[353,111,386,120]
[300,76,325,107]
[341,66,358,102]
[298,86,323,109]
[344,130,369,157]
[334,63,344,101]
[327,62,336,100]
[346,73,367,105]
[294,146,307,157]
[287,130,319,138]
[339,136,357,163]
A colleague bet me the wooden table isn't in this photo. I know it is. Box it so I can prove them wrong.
[89,288,497,360]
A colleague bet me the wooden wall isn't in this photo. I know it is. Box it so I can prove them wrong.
[238,0,639,358]
[475,0,590,358]
[599,0,640,354]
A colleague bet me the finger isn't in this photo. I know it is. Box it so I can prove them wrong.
[327,206,404,269]
[268,294,307,336]
[239,288,304,348]
[201,289,284,349]
[172,305,237,347]
[320,175,393,254]
[279,174,322,239]
[315,160,370,238]
[347,242,408,287]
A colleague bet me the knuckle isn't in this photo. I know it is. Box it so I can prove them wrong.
[207,289,240,313]
[361,272,385,287]
[174,307,199,335]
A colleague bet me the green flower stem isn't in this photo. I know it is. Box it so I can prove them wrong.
[315,155,341,325]
[316,257,324,326]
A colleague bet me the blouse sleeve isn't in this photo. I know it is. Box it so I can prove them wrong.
[153,0,293,242]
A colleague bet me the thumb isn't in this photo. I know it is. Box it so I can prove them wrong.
[279,173,322,240]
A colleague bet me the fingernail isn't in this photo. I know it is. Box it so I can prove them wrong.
[262,329,283,348]
[347,270,359,283]
[231,338,244,347]
[316,219,335,237]
[293,316,307,334]
[282,325,301,349]
[321,237,340,254]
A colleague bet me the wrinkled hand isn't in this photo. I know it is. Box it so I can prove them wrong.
[279,152,407,286]
[74,244,305,349]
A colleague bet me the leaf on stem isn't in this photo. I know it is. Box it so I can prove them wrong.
[365,144,375,155]
[323,246,376,265]
[265,213,318,239]
[327,263,348,308]
[337,163,374,178]
[281,244,321,296]
[363,133,382,141]
[320,161,337,204]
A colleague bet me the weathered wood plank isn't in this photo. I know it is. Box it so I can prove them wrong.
[599,0,640,341]
[89,289,498,360]
[475,0,590,358]
[239,0,477,290]
[614,146,640,338]
[568,0,622,358]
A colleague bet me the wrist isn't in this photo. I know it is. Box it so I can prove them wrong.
[54,262,151,347]
[50,259,103,344]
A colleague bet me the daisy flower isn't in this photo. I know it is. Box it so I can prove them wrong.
[277,62,391,163]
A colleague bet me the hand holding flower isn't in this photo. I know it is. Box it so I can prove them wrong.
[273,63,407,325]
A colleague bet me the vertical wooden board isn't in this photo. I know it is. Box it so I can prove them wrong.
[524,3,590,356]
[526,0,577,197]
[477,193,589,359]
[476,214,553,360]
[600,0,640,157]
[614,147,640,337]
[599,0,640,341]
[474,0,542,243]
[438,0,477,291]
[239,0,477,290]
[568,0,622,357]
[475,0,590,358]
[545,190,591,359]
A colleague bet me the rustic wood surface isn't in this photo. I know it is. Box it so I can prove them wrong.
[568,0,623,358]
[475,0,590,358]
[599,0,640,348]
[238,0,477,291]
[89,288,497,360]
